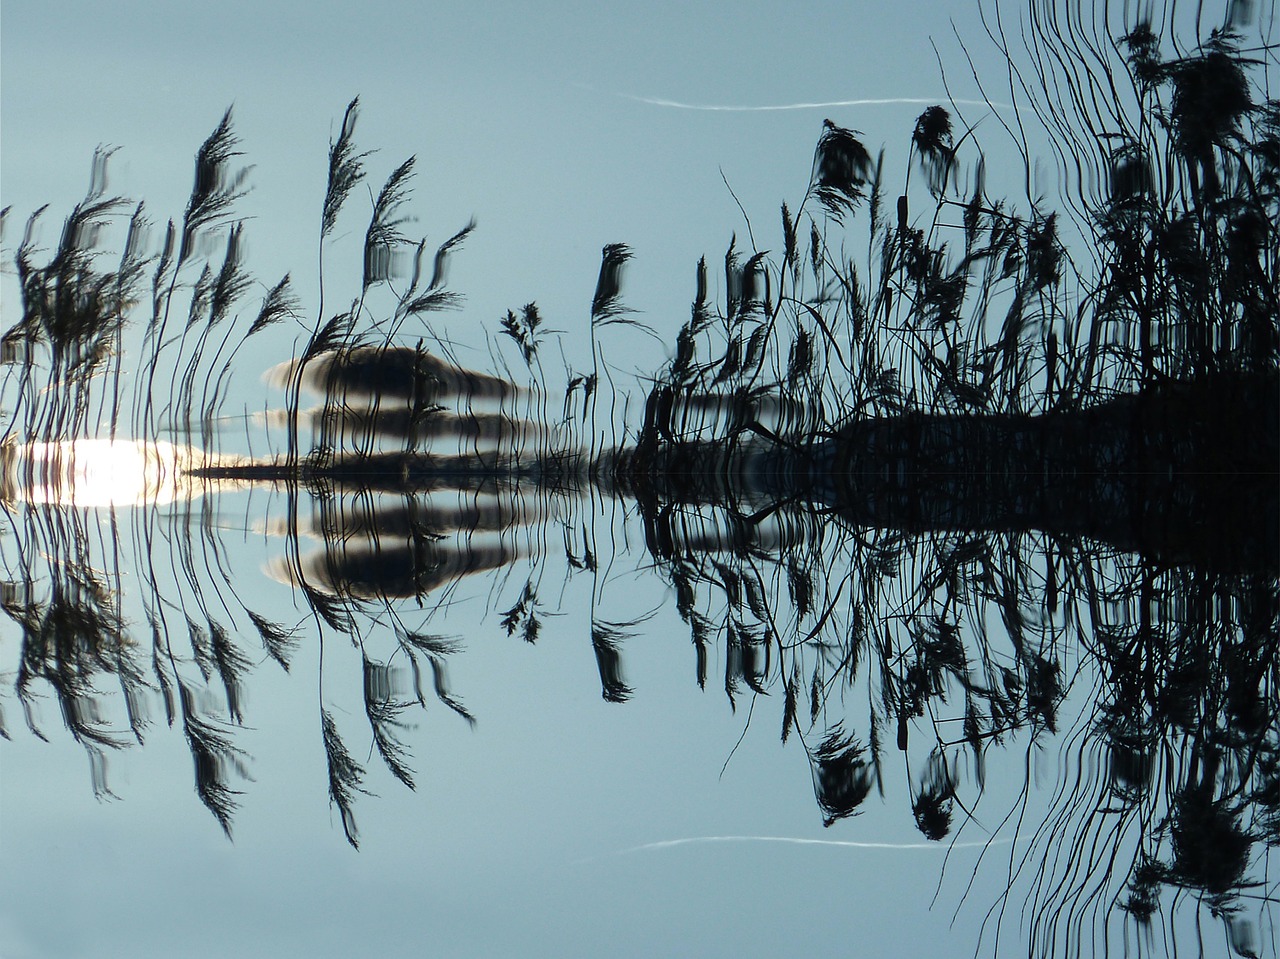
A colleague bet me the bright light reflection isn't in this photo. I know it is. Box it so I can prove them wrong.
[1,439,218,507]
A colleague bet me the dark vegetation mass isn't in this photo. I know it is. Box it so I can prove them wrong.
[1,2,1277,956]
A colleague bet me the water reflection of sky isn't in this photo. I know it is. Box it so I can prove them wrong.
[0,494,998,957]
[1,489,1051,958]
[3,2,1275,958]
[0,476,1134,958]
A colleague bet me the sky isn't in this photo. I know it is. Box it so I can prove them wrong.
[1,0,1015,388]
[0,2,1260,957]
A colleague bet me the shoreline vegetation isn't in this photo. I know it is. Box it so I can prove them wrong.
[2,2,1278,954]
[3,7,1272,571]
[177,365,1278,574]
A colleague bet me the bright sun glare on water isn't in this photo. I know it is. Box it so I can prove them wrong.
[1,439,206,507]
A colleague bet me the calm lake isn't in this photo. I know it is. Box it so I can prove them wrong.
[2,2,1278,957]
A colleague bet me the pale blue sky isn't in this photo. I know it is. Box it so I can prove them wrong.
[2,0,1008,384]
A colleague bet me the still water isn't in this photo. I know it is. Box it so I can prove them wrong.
[2,433,1274,958]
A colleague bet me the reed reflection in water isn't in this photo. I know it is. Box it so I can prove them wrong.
[2,421,1276,956]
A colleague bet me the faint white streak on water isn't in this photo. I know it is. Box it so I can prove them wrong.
[617,94,1011,112]
[597,834,1013,859]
